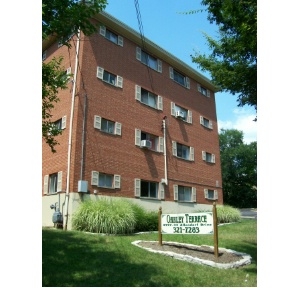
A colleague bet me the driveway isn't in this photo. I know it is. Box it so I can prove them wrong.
[239,208,257,219]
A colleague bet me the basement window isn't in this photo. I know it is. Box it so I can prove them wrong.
[173,185,196,202]
[204,189,218,200]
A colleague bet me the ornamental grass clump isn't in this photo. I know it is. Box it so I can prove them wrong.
[216,205,241,223]
[130,203,158,232]
[72,198,136,234]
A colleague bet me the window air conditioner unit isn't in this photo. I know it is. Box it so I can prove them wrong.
[175,111,185,119]
[141,140,152,149]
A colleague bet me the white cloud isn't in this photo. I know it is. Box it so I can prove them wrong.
[218,108,257,144]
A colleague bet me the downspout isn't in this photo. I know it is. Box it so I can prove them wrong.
[162,116,168,185]
[80,94,87,180]
[64,29,81,231]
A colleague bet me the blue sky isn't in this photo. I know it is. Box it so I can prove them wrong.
[104,0,257,144]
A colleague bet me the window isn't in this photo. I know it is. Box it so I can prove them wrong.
[135,85,163,110]
[48,116,67,135]
[174,185,196,202]
[197,84,211,97]
[134,178,165,199]
[62,67,72,82]
[94,115,122,135]
[42,50,46,61]
[172,141,194,161]
[169,67,190,88]
[91,171,121,189]
[171,102,192,123]
[99,26,123,46]
[135,129,163,152]
[96,67,123,88]
[58,33,74,47]
[136,47,162,72]
[200,116,213,129]
[43,172,62,194]
[204,189,218,200]
[202,151,215,163]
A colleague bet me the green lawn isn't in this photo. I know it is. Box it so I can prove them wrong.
[42,219,257,287]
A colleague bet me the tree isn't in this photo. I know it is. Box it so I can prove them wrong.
[42,0,107,152]
[219,129,257,208]
[191,0,257,111]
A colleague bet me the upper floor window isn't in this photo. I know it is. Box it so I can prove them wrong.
[91,171,121,189]
[200,116,213,129]
[135,85,163,110]
[42,50,47,61]
[43,172,62,195]
[204,189,218,200]
[202,151,215,163]
[58,33,74,47]
[171,102,192,123]
[172,141,194,161]
[94,115,122,135]
[173,185,196,202]
[99,26,123,46]
[96,66,123,88]
[135,129,163,152]
[48,116,67,136]
[169,67,190,89]
[134,179,165,199]
[136,47,162,72]
[197,84,211,97]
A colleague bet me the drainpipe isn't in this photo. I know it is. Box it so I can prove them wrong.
[64,29,81,231]
[80,94,87,180]
[162,116,168,185]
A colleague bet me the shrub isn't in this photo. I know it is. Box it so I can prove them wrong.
[198,205,241,224]
[131,203,158,232]
[72,198,136,234]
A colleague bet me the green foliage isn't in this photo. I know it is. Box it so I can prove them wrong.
[198,204,241,223]
[131,203,158,232]
[191,0,257,111]
[219,129,257,208]
[72,198,136,234]
[42,57,69,152]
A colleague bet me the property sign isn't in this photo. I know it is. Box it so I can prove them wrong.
[161,212,213,234]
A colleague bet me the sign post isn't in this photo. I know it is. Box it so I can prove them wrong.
[213,202,219,258]
[158,206,162,246]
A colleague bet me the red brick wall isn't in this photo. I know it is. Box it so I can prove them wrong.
[42,23,223,205]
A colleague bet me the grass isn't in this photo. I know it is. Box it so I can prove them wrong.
[42,219,257,287]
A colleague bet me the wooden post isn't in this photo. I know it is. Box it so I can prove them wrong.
[213,202,219,258]
[158,206,162,246]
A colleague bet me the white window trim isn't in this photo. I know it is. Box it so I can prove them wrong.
[200,116,213,129]
[171,102,192,123]
[204,189,218,200]
[169,66,190,89]
[135,85,163,110]
[94,115,122,135]
[91,171,121,189]
[136,47,162,73]
[134,178,141,197]
[202,151,216,163]
[100,25,123,46]
[172,141,194,161]
[43,171,62,194]
[174,185,196,202]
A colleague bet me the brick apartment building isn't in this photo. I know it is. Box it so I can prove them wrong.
[42,11,223,229]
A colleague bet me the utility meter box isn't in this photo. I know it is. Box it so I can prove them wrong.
[52,211,63,223]
[78,180,88,193]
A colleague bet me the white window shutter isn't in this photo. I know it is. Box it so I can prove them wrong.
[172,141,177,156]
[91,171,99,186]
[157,95,163,110]
[171,102,175,116]
[135,129,141,146]
[136,47,141,61]
[117,36,123,46]
[94,115,101,129]
[209,120,213,129]
[61,116,67,129]
[202,151,206,161]
[187,110,192,123]
[157,59,162,73]
[212,154,216,163]
[159,137,164,153]
[190,147,194,161]
[173,185,178,201]
[185,77,190,89]
[114,175,121,189]
[204,189,208,199]
[214,190,218,200]
[116,76,123,88]
[135,85,141,101]
[96,66,104,79]
[207,90,211,97]
[57,171,62,192]
[200,116,204,125]
[192,187,196,202]
[66,67,71,75]
[134,178,141,197]
[99,25,106,36]
[169,67,174,79]
[159,182,165,200]
[115,122,122,135]
[43,175,49,195]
